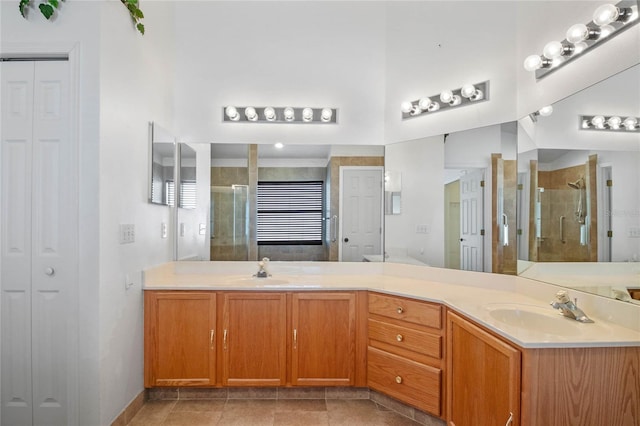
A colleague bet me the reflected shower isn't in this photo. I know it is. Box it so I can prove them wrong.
[568,177,585,223]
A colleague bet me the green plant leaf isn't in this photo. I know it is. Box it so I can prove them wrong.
[136,23,145,35]
[134,8,143,19]
[19,0,30,18]
[38,3,54,19]
[48,0,58,8]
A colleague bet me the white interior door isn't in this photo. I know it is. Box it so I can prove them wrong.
[1,59,77,426]
[459,169,484,271]
[339,167,383,262]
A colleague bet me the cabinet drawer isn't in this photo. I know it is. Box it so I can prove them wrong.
[368,318,441,361]
[367,347,441,416]
[369,292,442,329]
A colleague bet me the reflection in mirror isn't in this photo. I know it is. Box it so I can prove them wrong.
[517,64,640,303]
[178,143,197,209]
[209,144,249,261]
[207,143,384,262]
[149,122,176,206]
[384,171,401,215]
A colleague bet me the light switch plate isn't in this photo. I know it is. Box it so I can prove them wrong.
[161,222,167,239]
[119,224,135,244]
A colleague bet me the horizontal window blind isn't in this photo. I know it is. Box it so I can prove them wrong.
[179,180,197,209]
[257,181,323,244]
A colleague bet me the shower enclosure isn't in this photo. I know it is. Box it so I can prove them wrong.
[210,185,249,260]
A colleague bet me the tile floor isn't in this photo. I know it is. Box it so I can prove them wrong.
[128,398,425,426]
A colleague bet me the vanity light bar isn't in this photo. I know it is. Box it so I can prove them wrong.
[524,1,639,80]
[223,106,338,124]
[400,81,490,120]
[580,115,640,132]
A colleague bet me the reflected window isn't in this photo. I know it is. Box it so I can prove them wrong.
[257,181,323,245]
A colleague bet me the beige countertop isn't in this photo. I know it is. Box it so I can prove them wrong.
[143,261,640,349]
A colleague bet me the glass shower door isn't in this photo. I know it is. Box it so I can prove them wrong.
[210,185,249,260]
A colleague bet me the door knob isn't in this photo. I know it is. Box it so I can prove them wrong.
[460,238,466,242]
[343,237,349,243]
[44,267,55,276]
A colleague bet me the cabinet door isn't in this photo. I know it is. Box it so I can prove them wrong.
[447,311,520,426]
[222,292,287,386]
[144,292,216,387]
[291,292,356,386]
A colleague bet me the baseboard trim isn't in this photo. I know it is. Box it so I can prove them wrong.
[110,390,146,426]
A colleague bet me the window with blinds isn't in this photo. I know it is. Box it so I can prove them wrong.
[179,180,197,209]
[257,181,323,245]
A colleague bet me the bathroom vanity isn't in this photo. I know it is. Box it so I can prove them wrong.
[143,262,640,426]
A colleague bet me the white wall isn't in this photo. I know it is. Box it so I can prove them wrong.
[97,2,176,424]
[173,1,387,146]
[384,136,445,266]
[384,1,518,143]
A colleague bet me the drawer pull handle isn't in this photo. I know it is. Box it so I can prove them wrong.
[395,376,403,384]
[396,334,404,342]
[396,306,404,314]
[209,330,215,349]
[506,412,513,426]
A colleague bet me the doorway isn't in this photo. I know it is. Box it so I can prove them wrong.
[339,167,383,262]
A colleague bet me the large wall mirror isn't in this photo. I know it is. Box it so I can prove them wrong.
[208,143,385,262]
[517,64,640,303]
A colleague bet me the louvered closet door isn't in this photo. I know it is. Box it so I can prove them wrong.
[1,59,76,426]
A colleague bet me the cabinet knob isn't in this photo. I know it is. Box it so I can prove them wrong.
[395,376,403,384]
[396,334,404,342]
[44,267,55,276]
[396,306,404,314]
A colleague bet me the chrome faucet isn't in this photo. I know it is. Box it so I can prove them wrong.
[550,290,594,323]
[254,257,270,278]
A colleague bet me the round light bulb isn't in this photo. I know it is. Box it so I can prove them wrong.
[599,24,615,38]
[244,107,257,121]
[440,90,454,103]
[538,105,553,116]
[470,89,484,101]
[460,84,476,98]
[321,108,333,122]
[573,41,588,54]
[523,54,543,72]
[225,105,239,121]
[401,101,413,113]
[302,107,313,122]
[418,98,432,111]
[274,142,284,149]
[264,107,276,121]
[283,107,295,121]
[623,117,638,130]
[607,116,622,129]
[410,105,422,116]
[449,95,462,106]
[566,23,589,43]
[593,4,619,26]
[543,41,566,59]
[591,115,606,128]
[427,102,440,112]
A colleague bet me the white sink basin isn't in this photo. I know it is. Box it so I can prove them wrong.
[484,303,582,336]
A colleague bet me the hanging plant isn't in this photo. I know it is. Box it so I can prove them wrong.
[18,0,145,34]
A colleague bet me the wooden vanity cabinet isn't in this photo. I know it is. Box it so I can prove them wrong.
[446,310,521,426]
[144,291,217,387]
[145,290,366,388]
[291,292,359,386]
[221,292,287,386]
[367,292,445,417]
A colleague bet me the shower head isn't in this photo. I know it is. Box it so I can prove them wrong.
[568,178,584,189]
